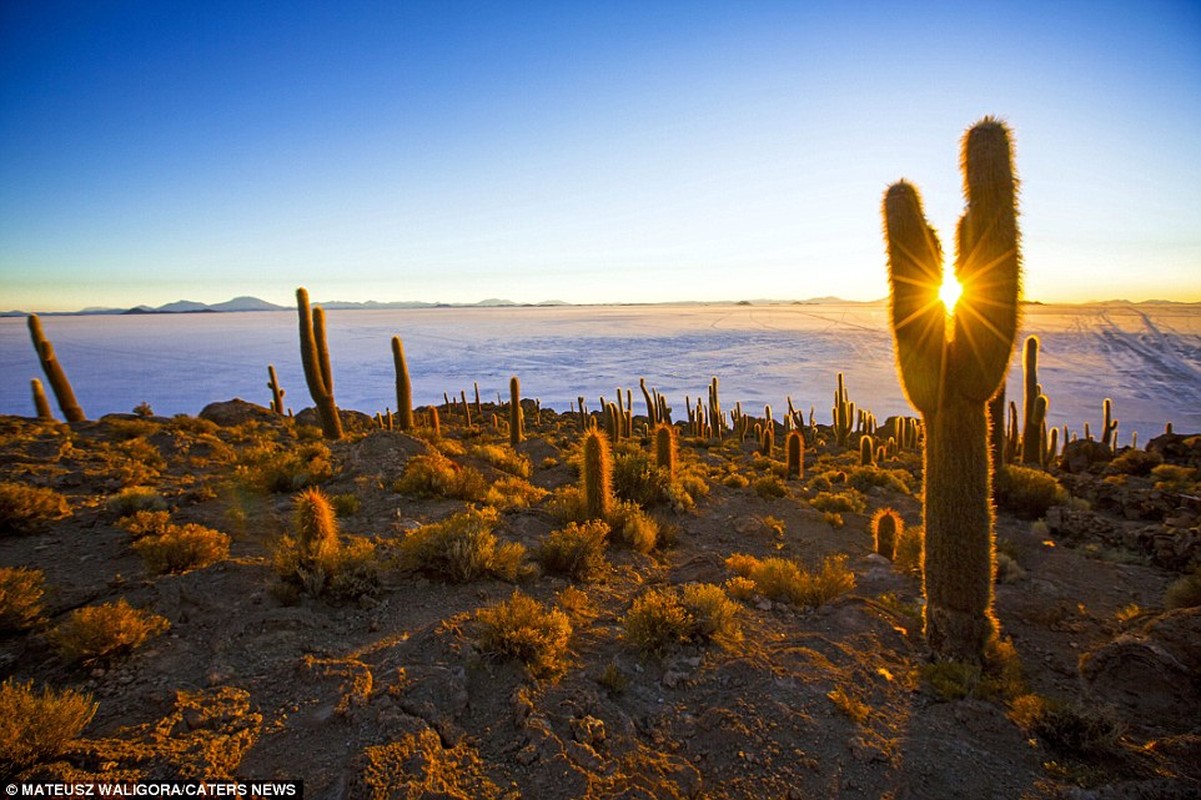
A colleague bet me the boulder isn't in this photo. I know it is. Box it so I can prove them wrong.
[199,398,281,427]
[1080,607,1201,734]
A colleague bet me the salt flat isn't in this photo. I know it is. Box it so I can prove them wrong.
[2,302,1198,444]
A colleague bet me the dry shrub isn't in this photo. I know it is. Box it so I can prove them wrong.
[1010,693,1123,754]
[894,524,924,576]
[357,728,504,800]
[1165,567,1201,609]
[272,533,380,602]
[537,521,610,581]
[752,475,787,499]
[828,685,870,724]
[1105,448,1162,477]
[470,444,532,478]
[0,566,46,632]
[133,523,230,574]
[484,475,548,510]
[0,678,97,777]
[810,489,867,514]
[996,465,1069,519]
[623,583,742,654]
[0,481,71,534]
[724,553,855,608]
[106,486,167,516]
[394,453,487,500]
[607,500,659,553]
[117,510,173,539]
[400,506,524,583]
[475,591,572,679]
[243,441,335,493]
[49,598,169,663]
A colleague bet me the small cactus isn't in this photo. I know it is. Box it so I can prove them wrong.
[653,423,677,478]
[860,435,875,467]
[786,430,805,478]
[509,377,523,447]
[27,315,85,423]
[294,487,339,562]
[581,428,614,521]
[1100,398,1118,449]
[871,508,903,561]
[1021,336,1044,464]
[267,364,286,415]
[832,373,855,447]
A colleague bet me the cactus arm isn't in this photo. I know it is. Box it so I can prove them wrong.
[950,119,1022,401]
[883,182,947,416]
[295,287,342,439]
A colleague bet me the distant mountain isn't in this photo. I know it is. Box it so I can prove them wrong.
[210,296,287,312]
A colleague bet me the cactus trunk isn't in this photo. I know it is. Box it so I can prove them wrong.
[30,378,54,421]
[923,396,997,659]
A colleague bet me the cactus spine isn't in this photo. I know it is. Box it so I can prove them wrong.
[296,288,343,440]
[581,428,614,520]
[390,337,414,431]
[27,315,85,422]
[30,378,53,421]
[871,508,903,561]
[883,117,1020,663]
[785,430,805,478]
[267,365,286,415]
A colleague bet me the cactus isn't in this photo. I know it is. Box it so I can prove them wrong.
[388,337,414,431]
[707,377,723,441]
[832,373,854,447]
[295,288,343,440]
[988,385,1006,474]
[883,117,1020,663]
[786,430,805,478]
[267,365,286,415]
[581,428,614,520]
[428,406,441,438]
[509,376,523,447]
[27,315,85,422]
[654,422,677,477]
[871,508,903,561]
[860,435,875,466]
[30,378,53,421]
[1100,398,1118,449]
[760,424,774,457]
[1020,336,1043,464]
[294,487,339,562]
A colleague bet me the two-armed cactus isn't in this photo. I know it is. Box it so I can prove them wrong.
[296,287,343,439]
[883,117,1021,663]
[27,315,86,422]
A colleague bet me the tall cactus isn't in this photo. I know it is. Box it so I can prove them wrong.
[296,288,343,440]
[653,422,677,478]
[832,373,855,447]
[27,315,85,422]
[1100,398,1118,449]
[883,117,1021,663]
[390,337,414,431]
[785,430,805,478]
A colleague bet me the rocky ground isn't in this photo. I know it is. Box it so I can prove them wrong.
[1,399,1199,799]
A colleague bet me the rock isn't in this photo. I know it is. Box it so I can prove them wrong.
[1080,607,1201,734]
[295,406,376,434]
[1148,432,1201,468]
[199,398,281,427]
[1061,439,1114,473]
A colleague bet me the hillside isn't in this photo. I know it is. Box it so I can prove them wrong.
[1,402,1198,797]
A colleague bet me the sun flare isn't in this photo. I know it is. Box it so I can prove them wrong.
[939,274,963,314]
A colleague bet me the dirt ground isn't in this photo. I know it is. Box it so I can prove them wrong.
[2,402,1198,799]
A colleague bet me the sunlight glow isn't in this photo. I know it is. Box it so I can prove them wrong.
[939,274,963,314]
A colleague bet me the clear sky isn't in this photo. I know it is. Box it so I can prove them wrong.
[2,1,1199,312]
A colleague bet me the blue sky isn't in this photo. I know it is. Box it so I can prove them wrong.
[2,1,1199,311]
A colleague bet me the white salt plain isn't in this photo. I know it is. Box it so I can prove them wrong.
[2,302,1198,446]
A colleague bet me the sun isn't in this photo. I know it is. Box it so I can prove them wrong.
[939,274,963,313]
